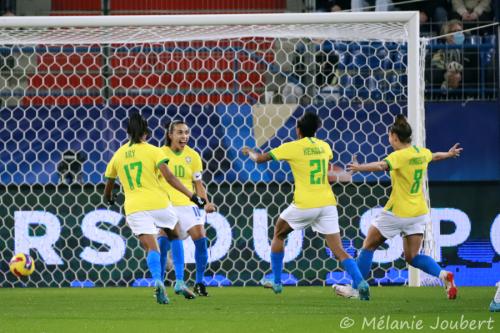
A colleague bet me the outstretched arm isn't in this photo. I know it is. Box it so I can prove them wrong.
[432,143,463,162]
[347,160,389,173]
[241,147,272,164]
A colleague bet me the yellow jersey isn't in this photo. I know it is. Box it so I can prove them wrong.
[269,137,337,209]
[383,145,433,217]
[104,142,170,215]
[158,146,203,206]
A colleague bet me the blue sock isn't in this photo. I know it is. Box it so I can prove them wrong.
[146,250,162,282]
[356,249,374,281]
[170,239,185,281]
[411,254,442,277]
[194,237,208,284]
[341,258,364,289]
[270,251,284,285]
[158,236,170,281]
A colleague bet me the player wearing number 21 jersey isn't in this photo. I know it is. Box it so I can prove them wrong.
[335,115,463,301]
[242,112,370,300]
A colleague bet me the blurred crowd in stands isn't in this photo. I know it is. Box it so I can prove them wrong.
[1,0,499,101]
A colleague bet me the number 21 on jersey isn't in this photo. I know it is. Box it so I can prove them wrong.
[309,159,326,185]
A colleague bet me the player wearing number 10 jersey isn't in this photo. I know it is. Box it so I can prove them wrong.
[157,120,216,298]
[335,115,463,301]
[242,112,370,300]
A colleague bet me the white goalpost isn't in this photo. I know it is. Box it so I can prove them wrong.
[0,12,431,288]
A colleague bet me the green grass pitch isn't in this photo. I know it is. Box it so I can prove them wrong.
[0,286,497,333]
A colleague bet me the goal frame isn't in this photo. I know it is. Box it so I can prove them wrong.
[0,12,424,287]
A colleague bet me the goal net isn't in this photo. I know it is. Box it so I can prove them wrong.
[0,13,428,287]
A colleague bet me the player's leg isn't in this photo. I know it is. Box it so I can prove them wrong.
[157,228,170,281]
[188,224,209,296]
[357,226,386,282]
[138,233,169,304]
[165,224,195,299]
[403,233,457,299]
[333,212,386,300]
[324,233,369,300]
[264,217,293,294]
[165,225,185,284]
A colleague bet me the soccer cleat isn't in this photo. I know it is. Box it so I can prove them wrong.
[332,284,359,299]
[440,270,458,300]
[261,278,282,294]
[155,280,169,305]
[357,280,370,301]
[174,280,196,300]
[490,301,500,312]
[194,282,209,297]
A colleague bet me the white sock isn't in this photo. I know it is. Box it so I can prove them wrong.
[495,281,500,303]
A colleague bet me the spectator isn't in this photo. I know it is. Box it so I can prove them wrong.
[316,0,351,12]
[428,20,479,95]
[452,0,492,22]
[394,0,450,36]
[351,0,393,11]
[1,0,15,15]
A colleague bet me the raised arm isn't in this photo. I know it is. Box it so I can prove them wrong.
[159,163,205,208]
[432,143,463,162]
[241,147,272,164]
[194,180,216,213]
[346,160,389,173]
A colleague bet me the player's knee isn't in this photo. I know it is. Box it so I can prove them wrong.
[404,252,416,263]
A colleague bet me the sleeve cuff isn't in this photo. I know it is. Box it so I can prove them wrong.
[269,151,277,161]
[157,158,169,167]
[384,158,393,171]
[104,176,116,180]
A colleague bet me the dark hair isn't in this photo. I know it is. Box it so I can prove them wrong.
[390,114,412,143]
[297,112,321,137]
[127,113,149,144]
[164,120,187,146]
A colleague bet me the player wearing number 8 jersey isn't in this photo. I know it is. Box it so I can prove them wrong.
[334,115,463,301]
[103,113,206,305]
[242,112,370,300]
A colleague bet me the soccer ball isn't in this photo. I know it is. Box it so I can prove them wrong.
[9,253,35,277]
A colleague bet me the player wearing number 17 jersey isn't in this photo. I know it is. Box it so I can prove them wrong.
[335,115,463,301]
[103,113,206,305]
[242,112,370,300]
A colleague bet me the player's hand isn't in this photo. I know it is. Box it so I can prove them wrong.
[204,202,216,213]
[346,154,360,172]
[448,143,463,158]
[191,194,206,208]
[241,146,252,156]
[106,194,117,205]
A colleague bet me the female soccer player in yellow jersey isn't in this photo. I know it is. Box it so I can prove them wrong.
[335,115,463,300]
[241,112,370,300]
[103,114,206,304]
[157,120,216,298]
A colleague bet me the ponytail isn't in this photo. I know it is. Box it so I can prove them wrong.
[390,114,412,143]
[127,113,149,144]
